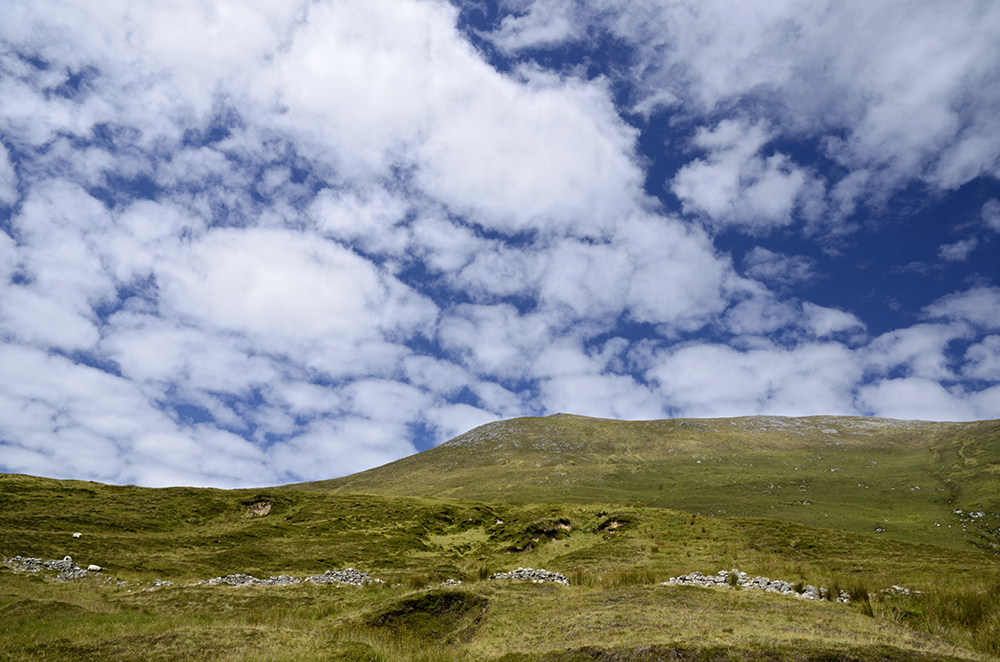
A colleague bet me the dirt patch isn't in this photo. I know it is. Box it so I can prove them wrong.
[245,500,272,517]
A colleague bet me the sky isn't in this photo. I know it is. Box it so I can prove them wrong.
[1,0,999,488]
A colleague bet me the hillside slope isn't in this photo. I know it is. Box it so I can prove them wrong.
[298,414,1000,552]
[3,472,999,661]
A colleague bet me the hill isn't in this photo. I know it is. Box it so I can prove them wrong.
[298,414,1000,553]
[2,414,1000,660]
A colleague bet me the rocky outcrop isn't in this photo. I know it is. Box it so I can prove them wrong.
[489,567,569,585]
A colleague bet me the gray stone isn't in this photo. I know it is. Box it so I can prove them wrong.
[663,568,858,604]
[488,567,569,585]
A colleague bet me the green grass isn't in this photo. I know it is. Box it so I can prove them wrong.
[3,471,1000,660]
[3,413,1000,660]
[300,414,1000,553]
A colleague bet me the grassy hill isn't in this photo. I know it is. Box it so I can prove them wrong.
[2,414,1000,661]
[300,414,1000,553]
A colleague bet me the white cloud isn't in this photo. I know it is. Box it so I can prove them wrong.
[616,214,736,329]
[540,373,664,420]
[0,342,279,487]
[0,230,14,281]
[496,0,1000,225]
[937,237,978,262]
[452,242,542,301]
[647,342,863,417]
[800,302,865,339]
[469,381,527,419]
[963,335,1000,382]
[254,0,644,237]
[0,286,101,350]
[743,247,818,288]
[102,313,279,393]
[857,378,975,422]
[438,304,552,380]
[723,295,799,336]
[414,65,644,235]
[489,0,583,53]
[864,323,969,381]
[924,286,1000,330]
[159,228,437,346]
[1,0,998,488]
[528,338,664,419]
[671,120,813,231]
[538,239,631,319]
[347,379,430,425]
[0,143,18,205]
[424,403,500,445]
[401,354,472,397]
[983,198,1000,232]
[9,181,116,313]
[268,416,418,482]
[311,187,410,257]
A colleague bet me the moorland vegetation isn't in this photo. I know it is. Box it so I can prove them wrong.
[2,414,999,661]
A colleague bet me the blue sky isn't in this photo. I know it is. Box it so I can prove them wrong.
[1,0,999,487]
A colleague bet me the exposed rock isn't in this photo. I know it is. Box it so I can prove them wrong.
[4,556,46,572]
[145,579,174,591]
[198,573,302,588]
[245,500,272,517]
[664,568,860,603]
[489,567,569,585]
[191,567,380,588]
[2,555,96,581]
[305,568,378,586]
[880,585,922,597]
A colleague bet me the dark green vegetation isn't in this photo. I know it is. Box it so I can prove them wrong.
[2,415,1000,660]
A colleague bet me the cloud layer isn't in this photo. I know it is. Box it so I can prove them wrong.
[0,0,998,486]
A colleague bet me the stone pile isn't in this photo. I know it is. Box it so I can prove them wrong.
[3,555,99,582]
[880,585,922,597]
[197,574,302,588]
[664,569,850,603]
[304,568,377,586]
[193,568,378,588]
[489,567,569,585]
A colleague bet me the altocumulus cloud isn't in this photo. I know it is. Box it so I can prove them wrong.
[0,0,999,487]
